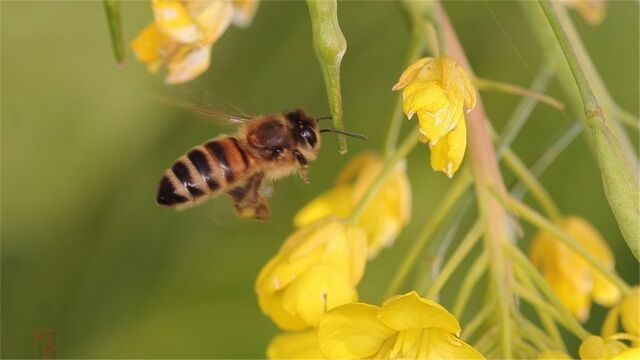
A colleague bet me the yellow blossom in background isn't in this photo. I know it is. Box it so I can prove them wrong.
[530,216,621,322]
[255,217,367,330]
[131,0,259,84]
[392,56,476,178]
[602,286,640,340]
[294,152,411,258]
[579,335,639,360]
[267,330,324,359]
[561,0,607,26]
[317,291,484,359]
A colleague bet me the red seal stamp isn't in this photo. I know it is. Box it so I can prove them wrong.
[33,329,58,359]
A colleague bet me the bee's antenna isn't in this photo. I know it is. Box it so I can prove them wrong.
[320,128,368,141]
[316,116,332,121]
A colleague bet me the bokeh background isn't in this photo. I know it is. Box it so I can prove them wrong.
[2,0,638,358]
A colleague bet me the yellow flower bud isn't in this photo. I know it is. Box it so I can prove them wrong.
[131,0,260,84]
[317,291,484,359]
[255,218,367,330]
[603,286,640,340]
[530,216,621,322]
[393,56,476,177]
[294,152,411,258]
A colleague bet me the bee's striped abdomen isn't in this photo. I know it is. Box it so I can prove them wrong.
[156,137,253,208]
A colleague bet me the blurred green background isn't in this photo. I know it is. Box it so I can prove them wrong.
[2,0,638,358]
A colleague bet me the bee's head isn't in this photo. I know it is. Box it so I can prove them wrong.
[285,109,321,162]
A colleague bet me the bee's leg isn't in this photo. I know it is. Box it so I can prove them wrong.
[294,150,310,184]
[227,172,271,220]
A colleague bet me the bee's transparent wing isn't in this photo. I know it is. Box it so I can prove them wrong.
[150,95,252,125]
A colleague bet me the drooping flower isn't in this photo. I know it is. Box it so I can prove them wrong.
[529,216,621,322]
[579,335,639,359]
[267,330,324,359]
[131,0,259,84]
[256,217,367,330]
[561,0,607,25]
[294,152,411,258]
[602,286,639,340]
[317,291,485,359]
[392,56,476,178]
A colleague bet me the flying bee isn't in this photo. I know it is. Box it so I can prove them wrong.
[156,105,366,220]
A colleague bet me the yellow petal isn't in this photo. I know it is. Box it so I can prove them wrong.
[257,291,309,331]
[379,291,461,335]
[267,330,325,359]
[579,335,629,360]
[613,348,640,360]
[293,186,354,227]
[318,303,395,359]
[407,328,485,360]
[537,350,572,359]
[602,305,621,338]
[131,24,165,64]
[392,57,439,91]
[165,43,213,84]
[403,80,449,123]
[185,0,233,43]
[620,287,640,336]
[152,0,202,43]
[232,0,261,27]
[429,116,466,178]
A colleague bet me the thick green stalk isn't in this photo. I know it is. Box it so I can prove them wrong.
[437,3,514,358]
[306,0,348,153]
[103,0,125,66]
[529,1,640,260]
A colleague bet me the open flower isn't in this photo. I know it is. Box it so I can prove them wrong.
[317,291,484,359]
[392,56,476,177]
[529,216,621,322]
[131,0,259,84]
[256,217,367,330]
[602,286,639,340]
[267,330,324,359]
[294,152,411,258]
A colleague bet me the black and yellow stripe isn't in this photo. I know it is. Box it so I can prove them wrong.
[156,137,253,207]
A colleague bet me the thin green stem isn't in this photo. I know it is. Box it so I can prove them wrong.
[426,221,483,298]
[383,171,472,299]
[506,243,591,340]
[384,35,424,158]
[615,107,640,131]
[452,252,488,318]
[103,0,125,66]
[461,301,495,341]
[306,0,348,153]
[502,148,563,222]
[496,190,631,295]
[474,76,564,111]
[348,128,419,224]
[515,313,558,351]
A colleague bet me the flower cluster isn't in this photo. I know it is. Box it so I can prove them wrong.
[529,216,621,321]
[393,56,476,178]
[131,0,259,84]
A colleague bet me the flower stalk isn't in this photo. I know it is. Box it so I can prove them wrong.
[103,0,125,66]
[306,0,348,153]
[452,252,487,317]
[474,76,565,111]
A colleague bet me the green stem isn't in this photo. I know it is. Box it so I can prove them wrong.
[515,313,558,351]
[348,128,419,224]
[502,148,563,222]
[496,189,630,295]
[426,221,483,298]
[384,35,424,158]
[474,76,564,111]
[614,107,640,131]
[537,0,640,260]
[103,0,125,66]
[461,301,494,341]
[306,0,348,153]
[452,252,488,318]
[505,243,591,340]
[383,171,471,299]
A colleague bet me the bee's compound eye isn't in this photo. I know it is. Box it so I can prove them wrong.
[301,127,317,148]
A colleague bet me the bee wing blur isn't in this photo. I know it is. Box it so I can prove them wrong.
[150,95,252,125]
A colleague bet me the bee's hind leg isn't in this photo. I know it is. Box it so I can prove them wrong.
[226,172,271,220]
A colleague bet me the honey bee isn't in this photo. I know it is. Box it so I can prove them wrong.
[156,107,365,220]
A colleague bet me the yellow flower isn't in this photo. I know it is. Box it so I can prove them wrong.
[131,0,259,84]
[317,291,485,359]
[602,287,640,339]
[392,56,476,178]
[267,330,325,359]
[256,217,367,330]
[294,152,411,258]
[561,0,607,26]
[579,335,638,360]
[529,216,621,321]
